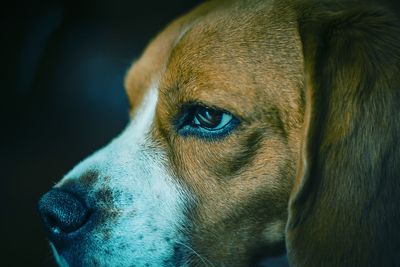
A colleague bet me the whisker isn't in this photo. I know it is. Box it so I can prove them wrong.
[175,241,215,267]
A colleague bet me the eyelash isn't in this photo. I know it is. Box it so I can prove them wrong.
[174,104,240,140]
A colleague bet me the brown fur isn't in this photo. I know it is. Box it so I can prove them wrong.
[287,1,400,266]
[124,0,400,265]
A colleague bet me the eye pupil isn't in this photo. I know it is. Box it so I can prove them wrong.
[196,107,222,128]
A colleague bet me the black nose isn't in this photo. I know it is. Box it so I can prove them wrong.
[38,189,90,237]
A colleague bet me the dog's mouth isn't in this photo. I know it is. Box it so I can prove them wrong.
[38,189,216,267]
[38,178,193,267]
[43,215,191,267]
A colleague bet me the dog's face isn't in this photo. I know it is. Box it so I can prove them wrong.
[39,0,400,265]
[38,1,304,266]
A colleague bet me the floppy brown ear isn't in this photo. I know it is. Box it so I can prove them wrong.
[286,2,400,266]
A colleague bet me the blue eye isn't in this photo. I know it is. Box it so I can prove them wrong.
[176,105,240,139]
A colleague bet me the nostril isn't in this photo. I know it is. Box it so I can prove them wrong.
[38,188,90,236]
[47,214,61,233]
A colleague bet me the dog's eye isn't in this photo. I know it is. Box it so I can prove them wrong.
[176,105,240,139]
[193,106,229,129]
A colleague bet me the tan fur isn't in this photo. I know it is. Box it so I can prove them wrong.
[124,0,400,265]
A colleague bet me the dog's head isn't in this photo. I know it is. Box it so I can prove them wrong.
[38,0,400,266]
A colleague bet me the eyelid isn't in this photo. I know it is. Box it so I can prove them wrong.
[182,101,243,121]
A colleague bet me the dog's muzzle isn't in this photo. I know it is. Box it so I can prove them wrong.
[36,94,190,266]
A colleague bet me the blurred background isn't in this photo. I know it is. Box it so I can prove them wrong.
[1,0,201,266]
[2,0,400,266]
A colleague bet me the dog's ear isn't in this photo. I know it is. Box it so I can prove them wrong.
[286,2,400,266]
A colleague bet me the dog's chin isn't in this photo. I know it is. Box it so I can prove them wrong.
[50,240,286,267]
[50,238,189,267]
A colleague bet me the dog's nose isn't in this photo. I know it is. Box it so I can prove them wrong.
[38,189,90,236]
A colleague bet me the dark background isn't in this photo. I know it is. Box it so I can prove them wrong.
[2,0,400,266]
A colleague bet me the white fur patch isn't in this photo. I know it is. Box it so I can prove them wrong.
[53,85,191,266]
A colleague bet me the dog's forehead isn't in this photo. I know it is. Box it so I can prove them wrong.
[126,0,303,119]
[123,1,221,113]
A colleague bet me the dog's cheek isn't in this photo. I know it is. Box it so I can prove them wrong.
[170,134,293,265]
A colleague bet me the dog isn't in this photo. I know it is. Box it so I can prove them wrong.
[38,0,400,266]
